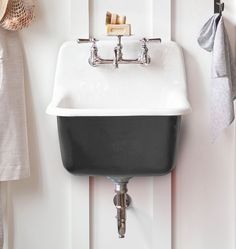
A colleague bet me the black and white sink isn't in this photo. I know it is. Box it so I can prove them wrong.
[47,40,191,176]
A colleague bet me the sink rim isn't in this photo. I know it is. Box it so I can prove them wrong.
[46,106,191,116]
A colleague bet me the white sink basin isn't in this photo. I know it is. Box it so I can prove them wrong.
[47,40,191,117]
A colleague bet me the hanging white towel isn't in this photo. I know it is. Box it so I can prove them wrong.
[198,14,220,52]
[198,14,236,141]
[0,27,30,180]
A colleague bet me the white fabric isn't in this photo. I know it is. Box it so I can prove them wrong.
[198,14,220,52]
[198,15,236,141]
[0,27,30,181]
[211,17,236,140]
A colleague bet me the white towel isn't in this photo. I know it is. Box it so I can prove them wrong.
[198,15,236,140]
[198,14,220,52]
[0,27,30,180]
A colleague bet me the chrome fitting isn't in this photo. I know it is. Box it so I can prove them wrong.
[107,176,132,238]
[77,36,161,68]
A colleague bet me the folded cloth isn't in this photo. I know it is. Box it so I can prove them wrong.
[0,27,30,180]
[198,14,221,52]
[198,14,236,141]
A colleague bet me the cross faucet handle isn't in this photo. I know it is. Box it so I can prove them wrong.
[140,37,161,44]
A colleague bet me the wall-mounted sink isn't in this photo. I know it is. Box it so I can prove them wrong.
[47,40,190,176]
[47,39,191,238]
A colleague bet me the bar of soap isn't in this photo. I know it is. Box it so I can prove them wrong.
[106,24,131,36]
[105,11,112,25]
[111,13,118,24]
[117,15,126,24]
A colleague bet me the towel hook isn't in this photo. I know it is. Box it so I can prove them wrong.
[214,0,224,15]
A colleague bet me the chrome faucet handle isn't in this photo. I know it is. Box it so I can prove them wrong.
[146,38,162,42]
[140,37,148,46]
[81,38,99,67]
[140,37,161,44]
[77,38,98,44]
[139,38,151,65]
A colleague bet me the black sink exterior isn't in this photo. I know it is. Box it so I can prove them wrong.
[57,116,181,176]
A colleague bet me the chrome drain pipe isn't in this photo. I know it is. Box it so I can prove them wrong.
[107,176,132,238]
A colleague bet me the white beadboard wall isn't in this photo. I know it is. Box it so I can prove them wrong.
[2,0,235,249]
[172,1,236,249]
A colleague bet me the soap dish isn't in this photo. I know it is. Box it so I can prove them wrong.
[106,24,131,36]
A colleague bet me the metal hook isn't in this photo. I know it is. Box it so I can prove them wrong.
[214,0,224,15]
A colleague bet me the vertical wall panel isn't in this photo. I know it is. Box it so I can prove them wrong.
[70,1,172,249]
[70,0,90,39]
[152,0,171,40]
[69,1,91,249]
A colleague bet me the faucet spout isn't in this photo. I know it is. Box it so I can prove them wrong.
[113,47,119,68]
[113,35,123,68]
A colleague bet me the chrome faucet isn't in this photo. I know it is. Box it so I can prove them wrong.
[77,38,101,66]
[139,38,151,65]
[89,39,99,66]
[77,36,161,68]
[113,36,123,68]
